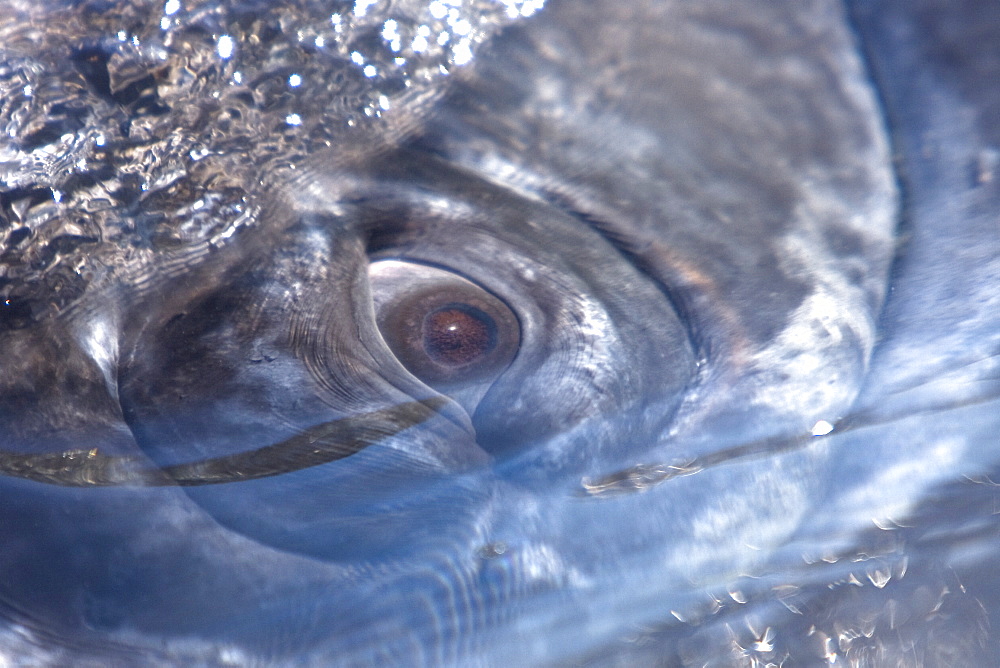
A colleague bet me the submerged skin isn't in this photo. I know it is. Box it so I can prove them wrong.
[0,0,997,665]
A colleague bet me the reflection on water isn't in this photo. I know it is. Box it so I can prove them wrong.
[1,0,1000,665]
[0,0,532,326]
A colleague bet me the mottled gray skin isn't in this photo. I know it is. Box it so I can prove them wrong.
[0,0,997,665]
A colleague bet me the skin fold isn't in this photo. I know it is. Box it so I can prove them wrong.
[0,0,997,664]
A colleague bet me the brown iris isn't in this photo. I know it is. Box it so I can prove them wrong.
[423,305,497,367]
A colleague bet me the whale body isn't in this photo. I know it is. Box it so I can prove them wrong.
[0,0,998,664]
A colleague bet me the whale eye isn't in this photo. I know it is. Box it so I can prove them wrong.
[368,260,519,392]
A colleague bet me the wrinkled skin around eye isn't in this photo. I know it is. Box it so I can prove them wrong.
[2,0,998,665]
[368,260,521,413]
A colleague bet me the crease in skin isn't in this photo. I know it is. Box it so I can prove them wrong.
[580,363,1000,498]
[0,397,448,487]
[2,0,994,664]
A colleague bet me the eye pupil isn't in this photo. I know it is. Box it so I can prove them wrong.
[423,306,496,367]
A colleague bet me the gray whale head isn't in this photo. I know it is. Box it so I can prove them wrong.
[0,0,998,664]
